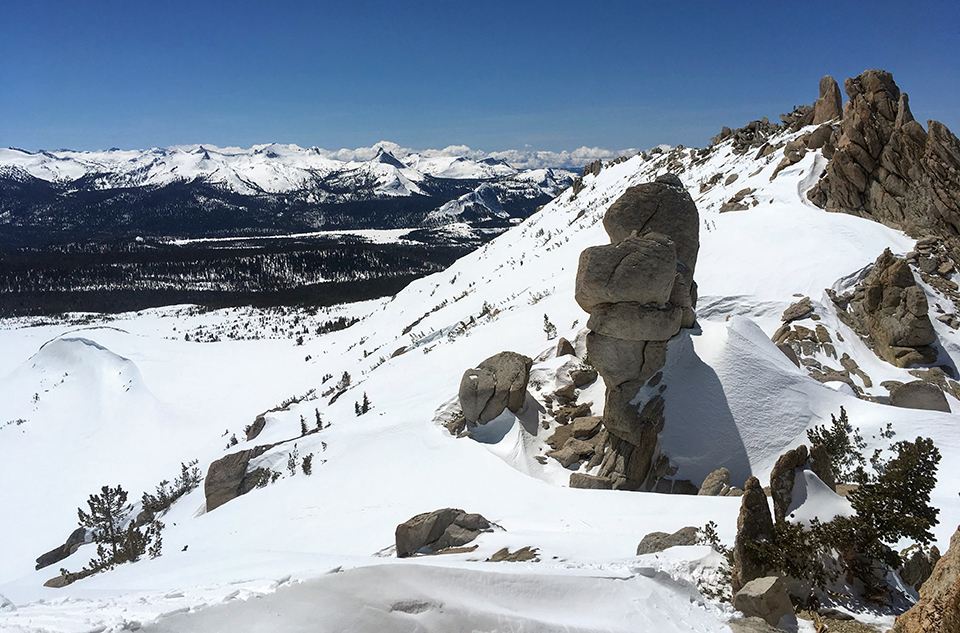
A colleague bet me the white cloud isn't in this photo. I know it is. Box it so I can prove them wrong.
[311,141,640,170]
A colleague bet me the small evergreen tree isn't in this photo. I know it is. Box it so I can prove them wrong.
[300,415,308,436]
[361,392,371,414]
[543,314,557,340]
[302,453,314,476]
[287,445,300,476]
[315,408,323,431]
[806,406,866,483]
[78,485,131,566]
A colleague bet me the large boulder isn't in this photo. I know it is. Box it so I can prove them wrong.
[843,249,937,367]
[732,576,795,628]
[459,351,533,424]
[890,381,951,412]
[395,508,492,558]
[602,180,700,278]
[586,333,662,388]
[892,526,960,633]
[732,477,775,593]
[574,233,678,312]
[636,526,699,555]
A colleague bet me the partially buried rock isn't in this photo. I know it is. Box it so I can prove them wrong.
[698,467,731,496]
[636,526,699,555]
[889,380,951,413]
[556,337,576,357]
[395,508,492,558]
[569,472,614,489]
[769,445,808,523]
[459,351,533,424]
[782,296,813,323]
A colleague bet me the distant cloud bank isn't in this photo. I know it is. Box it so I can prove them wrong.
[316,141,641,170]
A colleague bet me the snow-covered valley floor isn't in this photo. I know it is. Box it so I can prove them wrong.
[1,125,958,632]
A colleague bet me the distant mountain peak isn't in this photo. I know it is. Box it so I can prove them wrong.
[371,147,406,168]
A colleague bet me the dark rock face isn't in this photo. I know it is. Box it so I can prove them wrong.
[841,249,937,367]
[395,508,492,557]
[769,445,808,523]
[569,472,614,489]
[204,445,273,512]
[892,526,960,633]
[459,351,533,424]
[573,176,699,491]
[808,69,960,261]
[732,477,775,594]
[890,380,951,412]
[35,527,87,570]
[636,526,699,555]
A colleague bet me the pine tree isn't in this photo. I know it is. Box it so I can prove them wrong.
[361,392,371,414]
[543,314,557,340]
[78,485,131,565]
[300,415,308,436]
[315,408,323,431]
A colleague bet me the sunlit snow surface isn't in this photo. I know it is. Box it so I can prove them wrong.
[1,126,958,632]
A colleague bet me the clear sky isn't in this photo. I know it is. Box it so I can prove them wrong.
[2,0,958,157]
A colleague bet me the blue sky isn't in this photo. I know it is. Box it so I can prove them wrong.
[2,0,958,156]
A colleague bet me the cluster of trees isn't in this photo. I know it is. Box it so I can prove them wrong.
[750,408,941,600]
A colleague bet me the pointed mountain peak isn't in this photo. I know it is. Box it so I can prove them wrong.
[371,147,406,168]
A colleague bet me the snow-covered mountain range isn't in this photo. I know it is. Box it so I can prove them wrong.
[1,70,960,632]
[0,143,574,247]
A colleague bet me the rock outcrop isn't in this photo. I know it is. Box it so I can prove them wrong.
[732,477,775,594]
[573,175,699,491]
[808,69,960,262]
[892,525,960,633]
[636,526,699,555]
[732,576,795,628]
[459,351,533,424]
[770,445,808,523]
[832,248,937,367]
[395,508,492,558]
[35,527,87,571]
[205,444,276,512]
[813,75,843,125]
[699,467,731,496]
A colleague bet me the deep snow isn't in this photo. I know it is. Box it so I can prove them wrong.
[1,123,958,632]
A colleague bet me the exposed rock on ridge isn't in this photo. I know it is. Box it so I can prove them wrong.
[808,69,960,261]
[572,174,699,491]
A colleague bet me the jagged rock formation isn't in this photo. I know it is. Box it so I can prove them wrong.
[458,351,533,424]
[572,175,699,491]
[900,545,941,592]
[698,467,731,496]
[732,477,775,594]
[892,525,960,633]
[807,69,960,261]
[830,248,937,367]
[813,75,843,125]
[395,508,492,558]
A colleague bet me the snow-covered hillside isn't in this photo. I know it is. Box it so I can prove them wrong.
[1,117,959,632]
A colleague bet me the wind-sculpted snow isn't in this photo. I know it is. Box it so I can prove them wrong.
[1,122,960,632]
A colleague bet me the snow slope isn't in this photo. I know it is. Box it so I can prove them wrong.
[1,123,959,632]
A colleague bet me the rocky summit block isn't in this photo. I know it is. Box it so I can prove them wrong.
[586,302,683,343]
[602,181,700,277]
[395,508,492,558]
[575,233,678,313]
[459,351,533,424]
